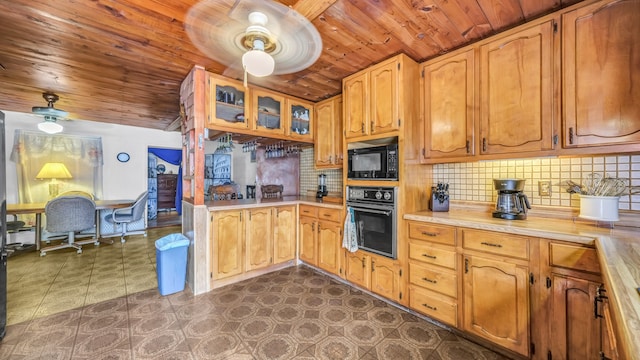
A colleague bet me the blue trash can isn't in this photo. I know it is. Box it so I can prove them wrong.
[155,233,190,296]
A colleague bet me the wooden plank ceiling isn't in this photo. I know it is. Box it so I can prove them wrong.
[0,0,581,131]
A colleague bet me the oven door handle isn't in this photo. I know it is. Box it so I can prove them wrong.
[348,206,393,216]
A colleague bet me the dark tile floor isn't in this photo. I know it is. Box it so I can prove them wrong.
[1,266,509,359]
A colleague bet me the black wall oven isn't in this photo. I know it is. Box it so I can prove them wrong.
[346,186,397,259]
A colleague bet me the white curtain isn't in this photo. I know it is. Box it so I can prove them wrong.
[10,130,104,206]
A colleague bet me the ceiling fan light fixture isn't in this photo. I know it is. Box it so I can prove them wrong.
[242,39,275,77]
[37,118,63,134]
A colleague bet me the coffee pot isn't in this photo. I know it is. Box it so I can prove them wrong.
[493,179,531,220]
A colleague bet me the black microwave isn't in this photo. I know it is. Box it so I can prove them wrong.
[347,143,398,180]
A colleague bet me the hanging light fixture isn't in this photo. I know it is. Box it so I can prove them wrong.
[241,12,276,77]
[32,92,67,134]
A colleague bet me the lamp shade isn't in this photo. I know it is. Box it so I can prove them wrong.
[36,162,73,180]
[37,120,63,134]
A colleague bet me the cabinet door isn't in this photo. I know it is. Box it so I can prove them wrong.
[286,97,314,141]
[246,208,272,271]
[345,252,370,289]
[549,274,601,359]
[421,50,475,162]
[317,220,342,275]
[479,20,556,155]
[369,59,400,135]
[343,72,369,138]
[209,75,249,129]
[211,211,244,279]
[315,99,336,167]
[563,0,640,147]
[463,255,530,356]
[333,97,344,165]
[273,206,296,264]
[252,89,285,135]
[371,255,400,302]
[299,216,317,265]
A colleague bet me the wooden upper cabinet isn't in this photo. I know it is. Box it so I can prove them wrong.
[421,49,476,163]
[285,97,314,142]
[208,75,249,130]
[315,95,343,168]
[369,59,400,135]
[562,0,640,147]
[251,89,285,135]
[343,72,369,138]
[479,20,557,156]
[343,54,415,140]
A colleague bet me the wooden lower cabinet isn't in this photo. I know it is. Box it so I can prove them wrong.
[462,254,530,356]
[210,205,296,283]
[246,207,272,271]
[299,215,317,265]
[549,275,601,359]
[317,219,343,275]
[345,251,370,288]
[211,210,244,280]
[273,205,296,264]
[345,250,402,302]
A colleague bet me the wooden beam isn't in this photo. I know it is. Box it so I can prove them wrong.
[293,0,337,20]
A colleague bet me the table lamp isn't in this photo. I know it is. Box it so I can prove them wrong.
[36,162,73,197]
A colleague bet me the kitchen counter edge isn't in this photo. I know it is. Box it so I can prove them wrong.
[205,196,344,211]
[404,210,640,360]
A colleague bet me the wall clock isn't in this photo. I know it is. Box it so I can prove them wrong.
[117,152,130,162]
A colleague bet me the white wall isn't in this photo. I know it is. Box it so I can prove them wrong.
[3,110,182,203]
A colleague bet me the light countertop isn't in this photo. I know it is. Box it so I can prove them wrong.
[205,195,343,211]
[405,209,640,360]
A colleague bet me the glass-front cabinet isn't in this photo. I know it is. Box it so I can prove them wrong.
[251,89,284,135]
[208,75,248,130]
[286,98,314,141]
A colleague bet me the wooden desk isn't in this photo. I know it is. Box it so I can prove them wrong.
[7,199,134,250]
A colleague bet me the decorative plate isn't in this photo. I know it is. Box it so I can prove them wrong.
[156,164,166,174]
[117,152,130,162]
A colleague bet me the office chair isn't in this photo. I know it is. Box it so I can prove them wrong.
[261,184,284,199]
[104,191,148,243]
[41,195,97,256]
[43,190,97,245]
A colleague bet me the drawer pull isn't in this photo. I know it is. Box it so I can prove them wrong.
[323,214,332,217]
[422,277,437,284]
[421,231,438,237]
[422,303,437,311]
[480,242,503,248]
[422,254,437,259]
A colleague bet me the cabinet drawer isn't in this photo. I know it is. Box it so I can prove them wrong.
[462,229,529,260]
[549,242,600,274]
[299,205,318,217]
[409,262,457,298]
[318,208,342,222]
[408,222,456,246]
[409,286,457,326]
[409,242,457,270]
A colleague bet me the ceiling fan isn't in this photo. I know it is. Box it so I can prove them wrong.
[32,92,68,134]
[185,0,322,83]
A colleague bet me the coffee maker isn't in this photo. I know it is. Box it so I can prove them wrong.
[493,179,531,220]
[316,174,328,198]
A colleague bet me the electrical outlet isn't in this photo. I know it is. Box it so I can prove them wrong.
[538,181,551,196]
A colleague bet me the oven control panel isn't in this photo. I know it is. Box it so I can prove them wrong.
[347,186,396,204]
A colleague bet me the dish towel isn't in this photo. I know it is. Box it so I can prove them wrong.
[343,206,358,252]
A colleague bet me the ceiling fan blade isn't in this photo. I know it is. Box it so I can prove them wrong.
[185,0,322,76]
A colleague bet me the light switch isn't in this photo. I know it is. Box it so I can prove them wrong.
[538,181,551,196]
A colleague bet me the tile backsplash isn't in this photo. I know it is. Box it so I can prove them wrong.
[299,148,343,195]
[433,155,640,210]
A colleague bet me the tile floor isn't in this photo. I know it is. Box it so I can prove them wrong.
[5,226,178,326]
[2,259,509,359]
